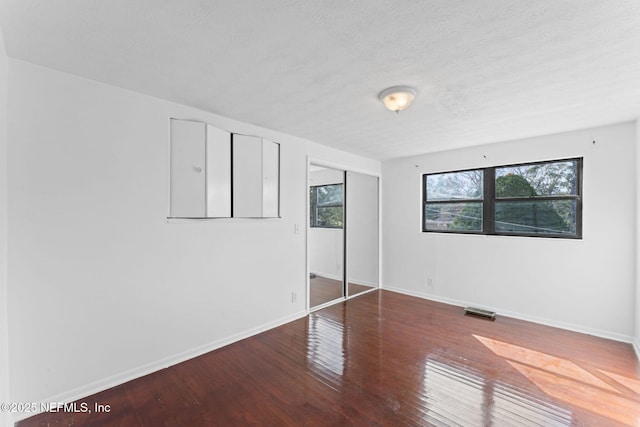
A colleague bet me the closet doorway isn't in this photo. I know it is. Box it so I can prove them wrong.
[308,162,379,310]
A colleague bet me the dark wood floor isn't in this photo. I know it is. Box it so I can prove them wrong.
[18,290,640,426]
[309,275,373,307]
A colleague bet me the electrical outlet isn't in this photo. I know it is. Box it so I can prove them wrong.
[427,278,434,290]
[291,292,297,303]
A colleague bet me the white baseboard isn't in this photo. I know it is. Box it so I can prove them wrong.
[311,273,377,288]
[382,286,634,345]
[311,271,342,281]
[348,278,378,287]
[12,309,308,423]
[633,338,640,362]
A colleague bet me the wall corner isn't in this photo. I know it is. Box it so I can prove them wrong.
[635,118,640,361]
[0,20,11,427]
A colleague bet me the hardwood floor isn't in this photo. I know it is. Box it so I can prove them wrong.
[309,275,373,307]
[17,290,640,426]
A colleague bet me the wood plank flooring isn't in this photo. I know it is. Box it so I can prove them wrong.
[17,290,640,426]
[309,275,373,307]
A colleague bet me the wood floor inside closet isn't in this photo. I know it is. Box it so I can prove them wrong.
[309,275,373,307]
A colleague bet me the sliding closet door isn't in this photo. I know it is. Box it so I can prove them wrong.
[308,165,345,308]
[346,172,379,297]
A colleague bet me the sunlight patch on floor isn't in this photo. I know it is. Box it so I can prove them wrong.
[422,358,571,426]
[473,335,618,393]
[508,361,639,426]
[599,369,640,395]
[474,334,640,426]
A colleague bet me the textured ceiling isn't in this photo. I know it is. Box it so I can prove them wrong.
[1,0,639,160]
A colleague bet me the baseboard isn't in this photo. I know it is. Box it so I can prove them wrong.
[382,286,635,345]
[311,273,377,288]
[633,338,640,362]
[348,278,378,287]
[12,309,308,423]
[311,271,342,281]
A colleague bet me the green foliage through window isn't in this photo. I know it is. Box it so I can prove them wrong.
[423,158,582,238]
[310,184,344,228]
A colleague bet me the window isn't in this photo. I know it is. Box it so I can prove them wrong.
[423,158,582,238]
[424,169,484,232]
[310,183,344,228]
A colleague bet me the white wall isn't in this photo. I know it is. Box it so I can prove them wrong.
[6,59,380,411]
[0,22,10,427]
[383,122,636,342]
[636,119,640,357]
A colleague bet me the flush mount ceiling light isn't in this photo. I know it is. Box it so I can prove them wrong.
[378,86,417,113]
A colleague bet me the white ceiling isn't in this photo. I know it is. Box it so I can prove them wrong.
[1,1,639,160]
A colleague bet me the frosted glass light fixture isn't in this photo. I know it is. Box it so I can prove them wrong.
[378,86,417,113]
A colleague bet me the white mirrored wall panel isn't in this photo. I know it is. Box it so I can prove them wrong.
[261,139,280,218]
[169,119,279,219]
[206,124,232,217]
[169,118,209,218]
[309,165,345,308]
[232,135,280,218]
[232,134,263,218]
[346,172,379,297]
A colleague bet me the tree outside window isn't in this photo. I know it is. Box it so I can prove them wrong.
[310,184,343,228]
[423,158,582,238]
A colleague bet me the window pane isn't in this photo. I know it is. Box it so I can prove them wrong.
[316,206,343,228]
[316,184,343,206]
[311,183,344,228]
[426,170,483,201]
[424,202,483,232]
[495,200,576,235]
[495,160,577,197]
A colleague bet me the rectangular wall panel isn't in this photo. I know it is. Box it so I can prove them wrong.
[206,125,231,217]
[262,139,280,217]
[346,172,379,290]
[170,119,206,217]
[232,134,263,217]
[170,122,280,219]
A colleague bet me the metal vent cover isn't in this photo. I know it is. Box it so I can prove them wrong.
[464,306,496,320]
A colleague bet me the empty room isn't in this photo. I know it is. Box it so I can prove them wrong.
[1,1,640,426]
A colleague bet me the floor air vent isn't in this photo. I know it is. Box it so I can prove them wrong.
[464,307,496,320]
